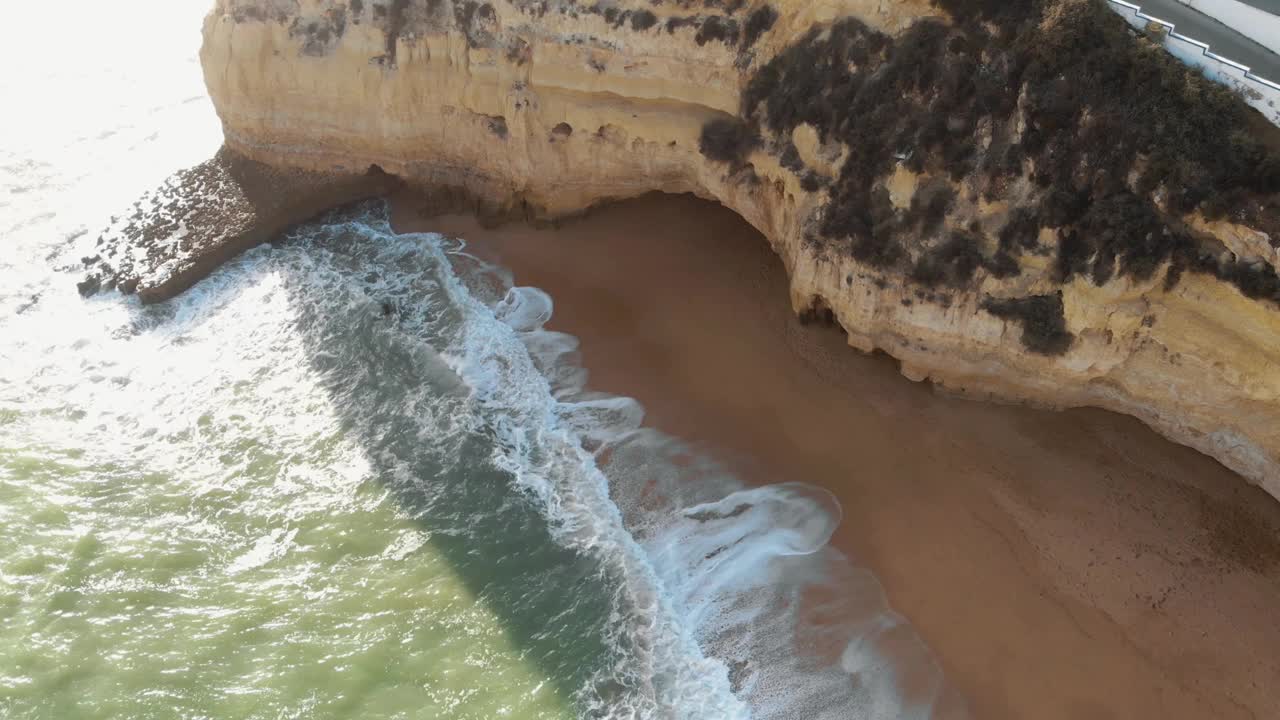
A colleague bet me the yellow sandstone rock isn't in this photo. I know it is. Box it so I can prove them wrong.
[198,0,1280,494]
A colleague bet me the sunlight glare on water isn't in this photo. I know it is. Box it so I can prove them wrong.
[0,255,574,719]
[0,2,573,717]
[0,3,953,718]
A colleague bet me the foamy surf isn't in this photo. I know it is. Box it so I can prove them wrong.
[5,191,956,718]
[281,203,958,719]
[4,0,950,714]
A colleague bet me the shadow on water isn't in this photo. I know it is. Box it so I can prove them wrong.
[121,199,972,719]
[260,204,618,710]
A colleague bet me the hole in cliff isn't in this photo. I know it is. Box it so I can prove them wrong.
[868,348,903,371]
[594,125,627,145]
[551,123,573,140]
[798,296,837,327]
[485,116,509,139]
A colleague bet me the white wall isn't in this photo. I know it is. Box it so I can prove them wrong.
[1108,0,1280,127]
[1178,0,1280,55]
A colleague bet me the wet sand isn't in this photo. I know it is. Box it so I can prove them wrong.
[391,192,1280,719]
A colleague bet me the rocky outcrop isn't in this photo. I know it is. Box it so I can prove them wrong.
[83,148,396,302]
[136,0,1280,492]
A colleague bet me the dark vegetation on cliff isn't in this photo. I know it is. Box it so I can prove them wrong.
[982,293,1074,355]
[700,117,761,165]
[289,7,349,56]
[702,0,1280,354]
[532,0,777,51]
[233,0,1280,357]
[741,5,778,48]
[244,0,782,71]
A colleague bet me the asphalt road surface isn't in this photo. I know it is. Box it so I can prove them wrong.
[1238,0,1280,15]
[1134,0,1280,83]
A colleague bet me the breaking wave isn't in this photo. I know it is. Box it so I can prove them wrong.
[275,203,954,719]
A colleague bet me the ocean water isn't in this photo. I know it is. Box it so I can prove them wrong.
[0,2,952,718]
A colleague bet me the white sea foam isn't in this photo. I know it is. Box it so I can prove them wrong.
[340,209,964,719]
[11,195,955,718]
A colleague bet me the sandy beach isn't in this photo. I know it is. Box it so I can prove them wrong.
[392,192,1280,720]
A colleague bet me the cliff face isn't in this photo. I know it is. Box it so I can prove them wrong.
[199,0,1280,493]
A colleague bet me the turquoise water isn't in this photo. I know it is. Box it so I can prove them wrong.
[0,2,953,718]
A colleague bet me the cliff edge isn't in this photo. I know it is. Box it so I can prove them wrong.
[170,0,1280,491]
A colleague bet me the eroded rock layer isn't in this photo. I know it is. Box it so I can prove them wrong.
[83,148,396,301]
[187,0,1279,490]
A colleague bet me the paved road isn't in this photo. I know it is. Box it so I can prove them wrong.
[1135,0,1280,84]
[1238,0,1280,15]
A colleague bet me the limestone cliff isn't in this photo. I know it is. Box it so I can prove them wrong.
[186,0,1280,491]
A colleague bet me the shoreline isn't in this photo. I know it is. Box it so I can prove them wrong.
[201,0,1280,493]
[78,149,396,304]
[391,191,1280,719]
